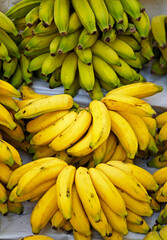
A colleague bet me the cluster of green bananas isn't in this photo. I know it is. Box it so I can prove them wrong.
[0,0,152,99]
[147,111,167,168]
[150,15,167,75]
[144,225,167,240]
[15,82,162,167]
[7,155,159,239]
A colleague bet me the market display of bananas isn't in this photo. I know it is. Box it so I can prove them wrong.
[0,0,154,99]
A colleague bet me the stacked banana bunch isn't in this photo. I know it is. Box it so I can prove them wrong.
[1,0,152,98]
[147,111,167,168]
[7,155,159,239]
[150,15,167,75]
[0,81,25,216]
[144,225,167,240]
[17,82,162,166]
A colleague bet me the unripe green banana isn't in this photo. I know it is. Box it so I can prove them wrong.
[21,26,35,38]
[88,78,104,100]
[120,0,141,20]
[115,11,129,33]
[10,63,23,89]
[49,72,62,89]
[50,35,62,56]
[0,42,12,63]
[64,73,80,97]
[74,46,92,65]
[77,28,100,50]
[28,52,51,72]
[159,55,167,69]
[117,35,140,51]
[32,22,57,36]
[0,11,18,36]
[132,12,150,40]
[24,47,49,58]
[13,17,27,31]
[104,0,124,23]
[122,55,142,69]
[102,28,117,43]
[20,54,33,86]
[67,12,82,34]
[151,60,167,75]
[18,36,33,52]
[25,6,40,28]
[39,0,54,27]
[3,58,18,80]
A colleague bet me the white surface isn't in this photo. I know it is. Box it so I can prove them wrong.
[0,1,167,240]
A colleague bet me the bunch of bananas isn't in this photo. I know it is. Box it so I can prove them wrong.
[0,0,152,99]
[149,15,167,75]
[144,225,167,240]
[16,82,162,166]
[147,111,167,168]
[7,156,159,239]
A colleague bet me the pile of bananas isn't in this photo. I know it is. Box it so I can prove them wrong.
[0,0,152,99]
[15,82,162,166]
[7,156,159,239]
[149,15,167,75]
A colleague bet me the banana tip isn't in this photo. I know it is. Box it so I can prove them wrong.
[105,37,110,42]
[58,49,63,54]
[27,23,33,28]
[51,53,56,57]
[118,19,124,24]
[136,16,141,21]
[77,45,83,50]
[160,43,167,49]
[42,21,49,28]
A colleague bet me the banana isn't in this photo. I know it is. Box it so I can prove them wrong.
[102,95,156,117]
[118,111,150,151]
[74,46,92,65]
[56,165,76,220]
[19,236,55,240]
[87,0,109,32]
[102,28,117,43]
[0,104,16,130]
[39,0,54,27]
[18,36,33,52]
[151,60,167,75]
[75,166,101,222]
[0,11,18,36]
[153,166,167,185]
[106,82,163,98]
[13,17,27,31]
[120,0,141,20]
[24,47,50,57]
[160,55,167,68]
[25,33,57,51]
[142,117,157,137]
[88,78,104,101]
[25,6,39,28]
[151,15,167,49]
[20,53,33,86]
[158,122,167,142]
[32,21,57,36]
[67,12,82,34]
[148,155,167,169]
[7,200,23,215]
[109,142,127,161]
[93,56,120,88]
[99,197,128,235]
[89,167,127,217]
[0,29,20,59]
[51,209,66,230]
[106,37,136,60]
[126,209,143,225]
[150,198,160,212]
[159,225,167,240]
[89,100,111,150]
[32,145,56,160]
[0,202,8,215]
[147,133,159,154]
[97,163,151,203]
[107,161,159,191]
[102,132,117,163]
[140,39,154,62]
[115,11,129,33]
[103,230,123,240]
[30,183,58,234]
[3,58,18,80]
[106,111,138,158]
[127,219,150,234]
[10,63,23,89]
[58,29,82,54]
[9,179,56,203]
[0,139,15,166]
[71,0,97,34]
[73,230,91,240]
[117,189,153,217]
[55,151,75,164]
[49,35,61,56]
[0,42,11,63]
[158,181,167,197]
[54,0,70,35]
[132,12,150,39]
[49,71,62,88]
[15,94,73,119]
[77,28,100,50]
[28,52,50,72]
[92,138,108,165]
[117,36,140,51]
[0,162,12,185]
[0,183,7,204]
[61,52,78,90]
[16,159,67,197]
[143,231,163,240]
[78,57,95,92]
[160,149,167,161]
[49,110,92,151]
[104,0,123,23]
[21,25,35,38]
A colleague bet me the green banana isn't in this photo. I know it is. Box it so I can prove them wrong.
[32,22,57,36]
[117,35,140,51]
[132,12,150,39]
[3,58,18,80]
[10,63,23,89]
[50,35,62,56]
[39,0,54,27]
[20,54,33,86]
[102,28,117,43]
[0,11,18,36]
[120,0,141,20]
[0,42,12,63]
[151,60,167,75]
[104,0,124,23]
[122,55,142,69]
[88,78,104,100]
[77,28,99,50]
[159,55,167,69]
[28,52,51,72]
[74,46,92,65]
[24,47,49,57]
[115,11,129,33]
[64,73,80,97]
[25,6,40,28]
[49,72,62,89]
[67,12,82,34]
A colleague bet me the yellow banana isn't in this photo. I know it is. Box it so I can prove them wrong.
[39,0,54,27]
[126,209,144,225]
[89,100,111,149]
[109,142,127,162]
[54,0,70,35]
[89,167,127,217]
[142,117,157,137]
[32,145,56,161]
[7,200,23,215]
[93,138,108,165]
[103,230,123,240]
[143,231,163,240]
[16,159,67,196]
[15,94,73,120]
[73,230,91,240]
[117,35,140,51]
[0,95,19,112]
[75,166,101,222]
[104,0,123,23]
[127,219,150,234]
[30,183,58,234]
[97,163,151,203]
[0,104,16,130]
[159,225,167,240]
[77,28,100,50]
[0,202,8,216]
[56,165,76,220]
[30,111,77,146]
[70,185,92,236]
[158,122,167,142]
[71,0,97,34]
[102,132,117,163]
[0,80,21,98]
[0,162,12,185]
[107,161,159,191]
[0,183,7,204]
[19,235,54,240]
[106,111,138,159]
[51,209,66,230]
[0,139,15,166]
[67,11,82,34]
[49,110,92,151]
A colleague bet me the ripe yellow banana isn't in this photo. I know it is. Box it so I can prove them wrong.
[51,209,66,230]
[75,166,101,222]
[73,230,91,240]
[89,100,111,150]
[19,235,54,240]
[0,104,16,130]
[54,0,70,35]
[97,163,151,203]
[102,132,117,163]
[70,185,92,236]
[71,0,97,34]
[143,231,163,240]
[107,161,159,191]
[0,162,12,185]
[16,159,67,196]
[39,0,54,27]
[0,139,15,166]
[93,138,108,165]
[153,166,167,185]
[56,165,76,220]
[158,122,167,142]
[142,117,157,137]
[126,209,144,225]
[30,183,58,234]
[109,142,127,162]
[15,94,73,120]
[0,183,7,204]
[159,225,167,240]
[49,109,92,151]
[89,167,127,217]
[127,219,150,234]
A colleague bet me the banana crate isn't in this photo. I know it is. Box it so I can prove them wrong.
[1,0,167,240]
